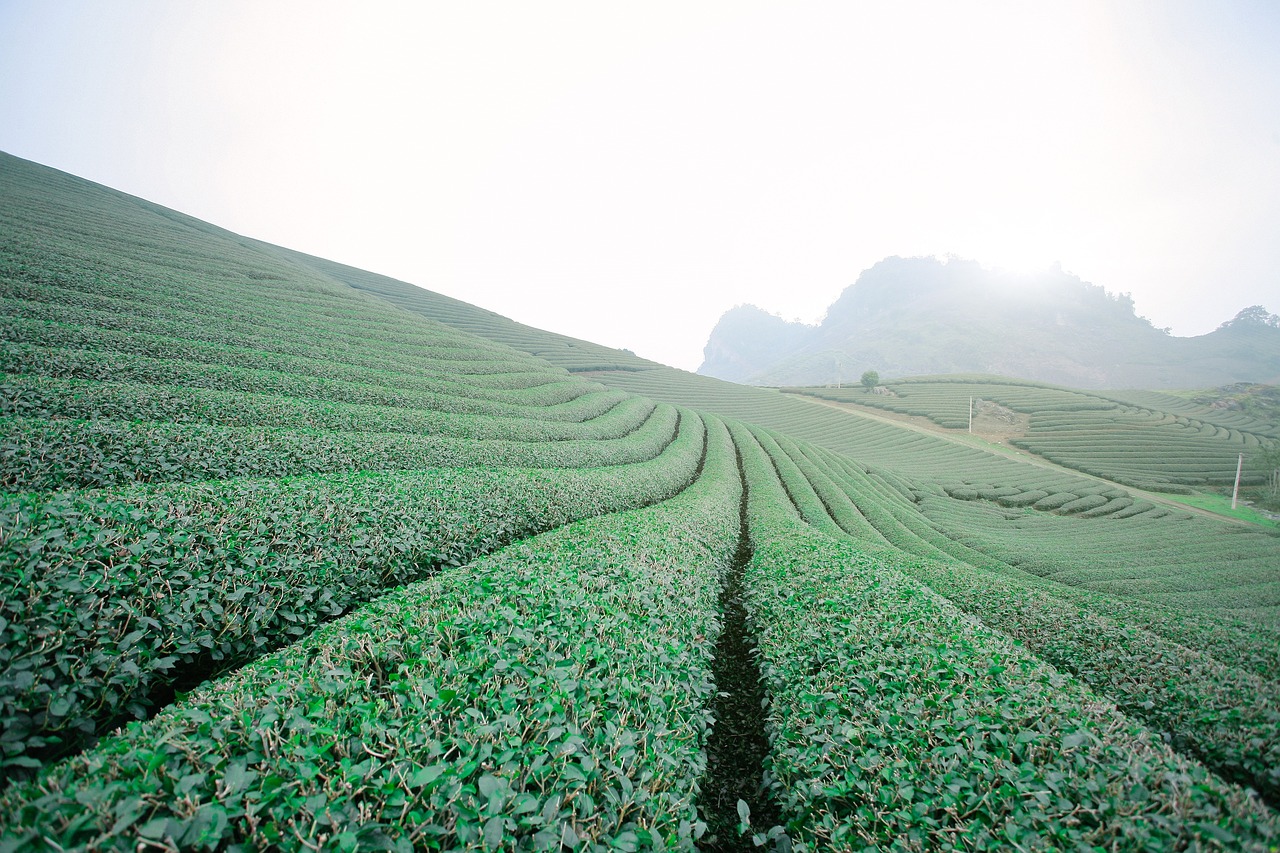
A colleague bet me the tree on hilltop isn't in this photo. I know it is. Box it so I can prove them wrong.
[861,370,879,392]
[1220,305,1280,330]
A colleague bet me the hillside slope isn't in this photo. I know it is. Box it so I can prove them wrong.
[277,230,1280,627]
[268,245,663,375]
[698,256,1280,389]
[785,375,1279,492]
[4,152,1279,848]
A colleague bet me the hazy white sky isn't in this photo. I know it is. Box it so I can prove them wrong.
[2,1,1278,370]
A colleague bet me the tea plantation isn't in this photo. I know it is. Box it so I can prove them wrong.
[786,377,1278,493]
[2,152,1278,850]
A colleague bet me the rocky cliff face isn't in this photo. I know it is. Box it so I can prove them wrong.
[698,305,812,383]
[698,256,1280,389]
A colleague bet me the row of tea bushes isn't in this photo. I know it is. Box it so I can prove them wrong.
[1,343,607,423]
[1,315,574,398]
[0,413,705,781]
[0,293,556,377]
[0,417,745,852]
[894,550,1280,804]
[0,402,677,490]
[0,375,644,443]
[730,421,1279,850]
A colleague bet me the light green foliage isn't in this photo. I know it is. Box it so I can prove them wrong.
[771,432,888,544]
[595,366,1153,514]
[0,341,610,422]
[917,495,1280,612]
[1,153,715,783]
[1111,387,1280,438]
[805,442,1280,677]
[788,377,1278,491]
[277,247,663,375]
[745,425,845,539]
[742,416,1280,808]
[0,313,563,394]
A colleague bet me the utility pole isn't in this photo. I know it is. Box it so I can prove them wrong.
[968,397,973,434]
[1232,452,1243,509]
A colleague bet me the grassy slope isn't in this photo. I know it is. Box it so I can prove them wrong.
[264,245,662,374]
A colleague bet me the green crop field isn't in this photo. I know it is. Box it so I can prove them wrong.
[784,377,1279,494]
[3,151,1279,851]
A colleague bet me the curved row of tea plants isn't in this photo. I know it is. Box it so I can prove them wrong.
[1,314,577,399]
[0,416,743,852]
[594,367,1164,519]
[0,343,615,423]
[0,287,557,377]
[764,436,1121,578]
[0,375,645,444]
[940,478,1147,517]
[788,379,1112,430]
[1012,408,1275,490]
[768,431,889,544]
[734,421,1280,804]
[0,400,677,491]
[0,241,531,368]
[743,426,846,541]
[770,435,1280,678]
[5,150,1279,849]
[882,531,1280,804]
[590,366,1280,657]
[277,247,664,375]
[0,412,705,781]
[918,494,1280,609]
[729,421,1280,850]
[1104,388,1280,438]
[904,502,1280,679]
[784,378,1276,492]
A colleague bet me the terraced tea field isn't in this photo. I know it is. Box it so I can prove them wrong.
[2,151,1279,850]
[786,377,1278,494]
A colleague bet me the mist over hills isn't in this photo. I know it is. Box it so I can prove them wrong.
[699,256,1280,389]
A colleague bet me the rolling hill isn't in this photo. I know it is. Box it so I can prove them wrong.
[698,255,1280,389]
[2,151,1279,850]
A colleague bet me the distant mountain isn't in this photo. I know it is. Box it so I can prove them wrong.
[698,256,1280,389]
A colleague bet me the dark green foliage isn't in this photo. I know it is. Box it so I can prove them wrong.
[893,544,1280,803]
[0,414,704,780]
[0,417,743,851]
[731,422,1279,849]
[0,402,677,490]
[0,374,644,442]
